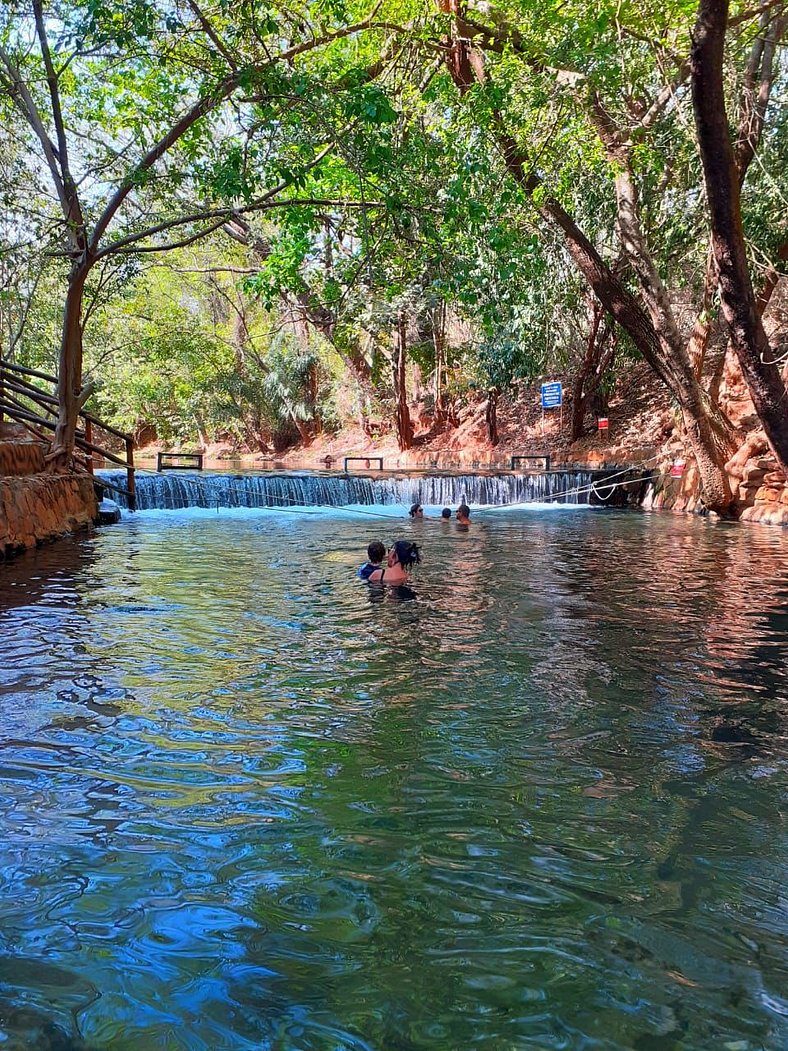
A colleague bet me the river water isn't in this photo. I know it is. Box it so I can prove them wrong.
[1,507,787,1050]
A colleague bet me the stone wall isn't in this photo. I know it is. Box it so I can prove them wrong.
[0,433,98,559]
[638,439,788,525]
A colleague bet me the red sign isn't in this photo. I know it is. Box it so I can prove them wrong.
[597,417,609,431]
[670,459,686,478]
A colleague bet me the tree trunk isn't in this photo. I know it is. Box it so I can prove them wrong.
[432,301,449,424]
[570,301,607,440]
[539,190,734,510]
[292,416,313,445]
[193,413,210,449]
[393,312,414,451]
[692,0,788,477]
[51,262,90,464]
[485,386,499,445]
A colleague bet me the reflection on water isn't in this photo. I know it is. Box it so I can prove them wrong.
[1,508,787,1050]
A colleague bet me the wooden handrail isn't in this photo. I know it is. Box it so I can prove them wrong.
[0,363,132,442]
[1,355,136,508]
[0,400,131,467]
[0,358,58,384]
[2,376,59,412]
[0,359,58,384]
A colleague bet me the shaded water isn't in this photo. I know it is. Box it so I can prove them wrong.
[1,507,787,1050]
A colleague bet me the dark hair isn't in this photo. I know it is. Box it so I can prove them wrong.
[441,507,451,519]
[457,503,471,518]
[392,540,421,569]
[367,540,386,563]
[409,502,423,517]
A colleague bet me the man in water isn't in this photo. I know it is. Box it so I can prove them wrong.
[440,507,451,520]
[456,503,471,525]
[357,540,386,580]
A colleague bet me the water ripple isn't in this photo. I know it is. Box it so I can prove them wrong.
[0,509,787,1049]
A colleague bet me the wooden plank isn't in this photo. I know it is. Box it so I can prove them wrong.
[0,359,58,384]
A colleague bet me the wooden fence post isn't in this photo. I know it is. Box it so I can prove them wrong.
[125,436,136,511]
[84,418,93,474]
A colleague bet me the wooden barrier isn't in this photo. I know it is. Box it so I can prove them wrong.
[511,454,551,471]
[0,357,137,508]
[157,451,204,471]
[343,456,383,471]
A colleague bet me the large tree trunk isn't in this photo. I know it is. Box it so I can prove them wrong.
[692,0,788,477]
[432,301,449,425]
[51,262,90,464]
[570,300,616,441]
[393,312,414,451]
[485,386,499,445]
[441,15,737,511]
[534,175,735,510]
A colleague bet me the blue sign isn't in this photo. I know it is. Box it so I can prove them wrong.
[541,381,563,409]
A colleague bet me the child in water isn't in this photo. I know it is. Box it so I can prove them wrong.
[357,540,386,581]
[358,540,421,585]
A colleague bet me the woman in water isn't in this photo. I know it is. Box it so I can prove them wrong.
[361,540,421,585]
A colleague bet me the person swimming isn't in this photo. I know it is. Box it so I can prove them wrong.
[358,539,421,585]
[440,507,451,520]
[357,540,386,581]
[409,501,424,519]
[456,503,471,525]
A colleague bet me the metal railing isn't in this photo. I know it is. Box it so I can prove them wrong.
[0,358,136,509]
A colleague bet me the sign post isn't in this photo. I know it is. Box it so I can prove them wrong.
[540,381,563,433]
[598,417,609,433]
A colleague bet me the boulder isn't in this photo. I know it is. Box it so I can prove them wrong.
[754,486,783,504]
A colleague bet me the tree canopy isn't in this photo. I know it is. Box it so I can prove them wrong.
[1,0,786,509]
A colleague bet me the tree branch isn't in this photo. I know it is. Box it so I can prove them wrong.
[32,0,78,218]
[186,0,238,70]
[0,44,70,219]
[89,10,382,252]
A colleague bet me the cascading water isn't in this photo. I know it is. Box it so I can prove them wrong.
[96,469,599,511]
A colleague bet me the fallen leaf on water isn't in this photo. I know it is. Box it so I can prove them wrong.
[665,970,699,987]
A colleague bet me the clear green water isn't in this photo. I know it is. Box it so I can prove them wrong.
[1,507,787,1050]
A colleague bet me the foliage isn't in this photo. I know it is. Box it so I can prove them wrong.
[1,0,786,455]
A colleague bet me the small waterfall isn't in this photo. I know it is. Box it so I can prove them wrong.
[96,469,598,511]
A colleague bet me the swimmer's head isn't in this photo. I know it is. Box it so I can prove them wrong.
[367,540,386,564]
[409,502,423,518]
[390,540,421,568]
[441,507,451,519]
[457,503,471,521]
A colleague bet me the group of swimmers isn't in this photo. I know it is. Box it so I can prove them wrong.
[408,501,472,525]
[357,501,471,585]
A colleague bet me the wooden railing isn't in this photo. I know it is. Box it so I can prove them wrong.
[0,358,136,510]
